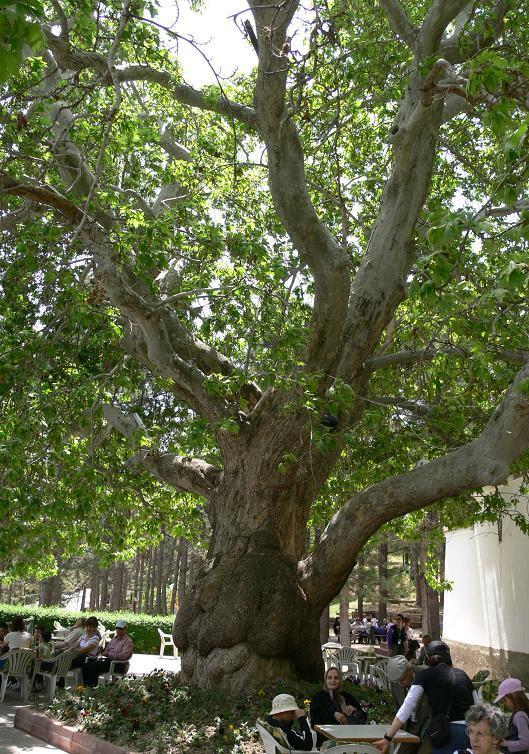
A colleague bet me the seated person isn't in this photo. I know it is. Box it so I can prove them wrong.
[82,620,133,687]
[36,629,53,660]
[0,622,8,651]
[310,667,366,747]
[53,618,86,653]
[0,616,32,654]
[70,616,100,669]
[258,693,315,751]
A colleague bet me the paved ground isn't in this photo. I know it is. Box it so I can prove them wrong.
[0,653,181,753]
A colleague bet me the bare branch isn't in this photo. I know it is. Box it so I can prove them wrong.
[43,29,260,133]
[249,0,351,373]
[379,0,417,49]
[418,0,471,57]
[129,451,222,498]
[301,359,529,608]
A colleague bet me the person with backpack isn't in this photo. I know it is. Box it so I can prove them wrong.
[373,640,474,754]
[495,679,529,754]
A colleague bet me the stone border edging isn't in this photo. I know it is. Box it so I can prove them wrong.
[15,707,134,754]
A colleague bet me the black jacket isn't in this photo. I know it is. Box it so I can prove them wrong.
[310,689,364,747]
[265,714,314,751]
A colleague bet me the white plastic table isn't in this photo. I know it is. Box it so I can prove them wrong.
[314,724,420,754]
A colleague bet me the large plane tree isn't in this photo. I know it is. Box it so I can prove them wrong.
[1,0,529,688]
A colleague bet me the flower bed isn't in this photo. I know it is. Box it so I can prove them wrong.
[33,671,394,753]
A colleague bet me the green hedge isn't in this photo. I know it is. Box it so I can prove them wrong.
[0,603,173,655]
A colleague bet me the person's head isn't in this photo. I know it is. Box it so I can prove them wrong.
[465,703,508,754]
[85,616,98,633]
[422,634,432,648]
[394,613,404,628]
[269,693,302,723]
[41,629,52,643]
[425,639,452,667]
[404,617,410,625]
[0,622,8,639]
[115,619,127,636]
[324,666,342,695]
[74,618,86,629]
[494,679,529,714]
[387,656,414,687]
[11,616,25,633]
[382,618,389,626]
[34,624,44,640]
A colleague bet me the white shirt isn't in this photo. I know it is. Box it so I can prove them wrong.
[3,631,32,650]
[78,633,99,656]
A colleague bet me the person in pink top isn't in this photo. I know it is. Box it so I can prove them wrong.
[81,620,133,687]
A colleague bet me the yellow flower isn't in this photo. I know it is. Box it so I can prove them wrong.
[258,689,265,697]
[76,685,85,692]
[229,724,234,730]
[304,699,310,706]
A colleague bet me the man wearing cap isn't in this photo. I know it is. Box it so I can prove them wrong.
[259,693,315,751]
[387,656,431,754]
[374,640,474,754]
[81,620,133,687]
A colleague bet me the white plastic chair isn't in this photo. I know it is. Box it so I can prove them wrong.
[0,649,35,702]
[97,659,130,686]
[53,620,67,632]
[369,663,390,691]
[31,650,82,700]
[256,723,377,754]
[333,647,361,678]
[255,722,319,754]
[157,627,177,658]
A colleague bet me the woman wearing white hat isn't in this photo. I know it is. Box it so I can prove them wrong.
[262,693,315,751]
[494,679,529,754]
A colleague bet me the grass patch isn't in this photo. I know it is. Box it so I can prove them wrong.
[33,671,394,753]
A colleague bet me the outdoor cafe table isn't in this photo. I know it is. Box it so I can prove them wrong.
[314,724,420,754]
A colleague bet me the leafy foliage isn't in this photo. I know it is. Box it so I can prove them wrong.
[34,670,394,753]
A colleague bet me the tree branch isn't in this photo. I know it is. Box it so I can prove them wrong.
[301,359,529,609]
[418,0,471,57]
[128,450,222,498]
[249,0,351,373]
[43,29,260,133]
[0,171,249,419]
[379,0,417,49]
[441,0,509,64]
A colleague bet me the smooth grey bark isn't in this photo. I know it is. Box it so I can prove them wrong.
[339,584,351,647]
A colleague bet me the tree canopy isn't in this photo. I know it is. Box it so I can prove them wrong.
[2,0,529,685]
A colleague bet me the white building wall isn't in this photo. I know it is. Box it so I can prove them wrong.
[443,478,529,656]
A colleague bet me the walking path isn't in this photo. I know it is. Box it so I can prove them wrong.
[0,654,181,753]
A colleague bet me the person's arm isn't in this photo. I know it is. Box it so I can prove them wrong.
[502,713,529,752]
[105,637,133,661]
[76,636,99,655]
[373,685,424,751]
[283,714,314,751]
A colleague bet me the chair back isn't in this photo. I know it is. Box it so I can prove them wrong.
[53,620,66,631]
[158,627,171,639]
[52,650,79,677]
[255,722,290,754]
[321,745,381,754]
[333,647,361,676]
[5,648,35,676]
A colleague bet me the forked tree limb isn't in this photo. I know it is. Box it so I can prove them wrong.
[301,359,529,609]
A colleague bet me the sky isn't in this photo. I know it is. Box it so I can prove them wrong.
[157,1,257,86]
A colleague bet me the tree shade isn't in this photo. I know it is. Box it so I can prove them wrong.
[1,0,529,688]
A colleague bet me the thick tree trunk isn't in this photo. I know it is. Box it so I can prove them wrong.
[39,575,61,606]
[419,514,441,638]
[110,562,124,611]
[138,552,145,613]
[356,553,365,619]
[177,539,188,607]
[170,538,183,613]
[89,567,99,611]
[155,541,164,614]
[174,470,325,690]
[339,583,351,647]
[377,535,388,620]
[319,606,330,645]
[99,568,109,611]
[80,585,87,612]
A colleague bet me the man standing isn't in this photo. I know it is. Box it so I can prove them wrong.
[387,614,408,657]
[81,620,133,687]
[387,656,431,754]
